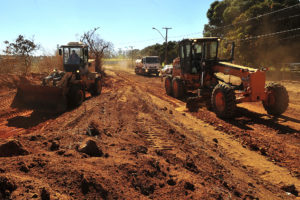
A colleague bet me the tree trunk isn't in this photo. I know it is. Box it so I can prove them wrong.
[94,54,102,73]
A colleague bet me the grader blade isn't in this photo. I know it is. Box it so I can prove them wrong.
[11,84,68,113]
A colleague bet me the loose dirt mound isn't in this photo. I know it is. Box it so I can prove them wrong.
[0,73,45,92]
[0,140,29,157]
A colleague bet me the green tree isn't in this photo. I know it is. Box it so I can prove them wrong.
[140,41,179,64]
[204,0,300,67]
[4,35,39,74]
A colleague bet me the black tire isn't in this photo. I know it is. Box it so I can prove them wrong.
[172,78,185,99]
[68,85,84,107]
[186,97,200,112]
[91,78,102,96]
[203,90,213,111]
[165,76,173,96]
[262,82,289,116]
[211,84,236,118]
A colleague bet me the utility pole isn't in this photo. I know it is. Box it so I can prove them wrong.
[152,27,172,65]
[162,27,172,65]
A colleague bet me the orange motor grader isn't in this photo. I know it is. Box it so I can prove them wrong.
[165,37,289,118]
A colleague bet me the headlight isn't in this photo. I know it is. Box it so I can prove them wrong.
[76,70,80,73]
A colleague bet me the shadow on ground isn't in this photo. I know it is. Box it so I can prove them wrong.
[7,111,60,129]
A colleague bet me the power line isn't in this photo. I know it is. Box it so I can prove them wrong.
[279,33,300,41]
[210,3,300,31]
[225,27,300,42]
[116,4,300,48]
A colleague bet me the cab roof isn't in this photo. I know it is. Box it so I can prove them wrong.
[180,37,220,43]
[60,42,87,48]
[143,56,159,58]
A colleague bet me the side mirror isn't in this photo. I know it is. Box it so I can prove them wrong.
[58,49,62,56]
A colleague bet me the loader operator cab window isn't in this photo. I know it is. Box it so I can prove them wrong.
[64,48,84,65]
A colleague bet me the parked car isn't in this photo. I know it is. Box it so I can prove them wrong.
[160,65,173,76]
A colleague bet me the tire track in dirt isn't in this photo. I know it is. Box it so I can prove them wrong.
[113,71,176,151]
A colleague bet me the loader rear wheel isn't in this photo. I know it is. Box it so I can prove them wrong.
[263,82,289,116]
[165,76,173,96]
[91,78,102,96]
[212,84,236,118]
[172,78,185,99]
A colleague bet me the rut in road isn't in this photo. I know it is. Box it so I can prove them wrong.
[113,72,176,151]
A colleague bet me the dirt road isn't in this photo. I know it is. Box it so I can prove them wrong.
[0,68,299,199]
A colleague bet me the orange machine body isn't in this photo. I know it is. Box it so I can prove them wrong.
[172,57,268,104]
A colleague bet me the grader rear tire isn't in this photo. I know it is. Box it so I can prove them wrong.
[165,76,173,96]
[263,82,289,116]
[211,84,236,118]
[172,78,185,99]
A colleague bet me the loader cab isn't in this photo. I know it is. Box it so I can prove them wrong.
[179,38,219,74]
[59,42,89,72]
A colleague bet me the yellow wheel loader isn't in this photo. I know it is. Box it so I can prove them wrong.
[11,42,102,113]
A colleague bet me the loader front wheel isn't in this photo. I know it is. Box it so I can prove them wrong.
[69,86,84,107]
[91,78,102,96]
[165,76,173,96]
[263,82,289,116]
[212,84,236,118]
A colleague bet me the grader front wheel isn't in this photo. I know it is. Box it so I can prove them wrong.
[263,82,289,116]
[211,84,236,118]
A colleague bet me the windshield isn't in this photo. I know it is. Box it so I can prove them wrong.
[145,57,159,64]
[63,47,83,64]
[192,43,203,60]
[205,41,218,60]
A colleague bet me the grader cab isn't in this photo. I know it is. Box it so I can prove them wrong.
[165,37,289,118]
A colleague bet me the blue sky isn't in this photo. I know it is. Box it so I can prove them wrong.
[0,0,215,55]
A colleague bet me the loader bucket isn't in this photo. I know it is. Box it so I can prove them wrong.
[11,84,68,113]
